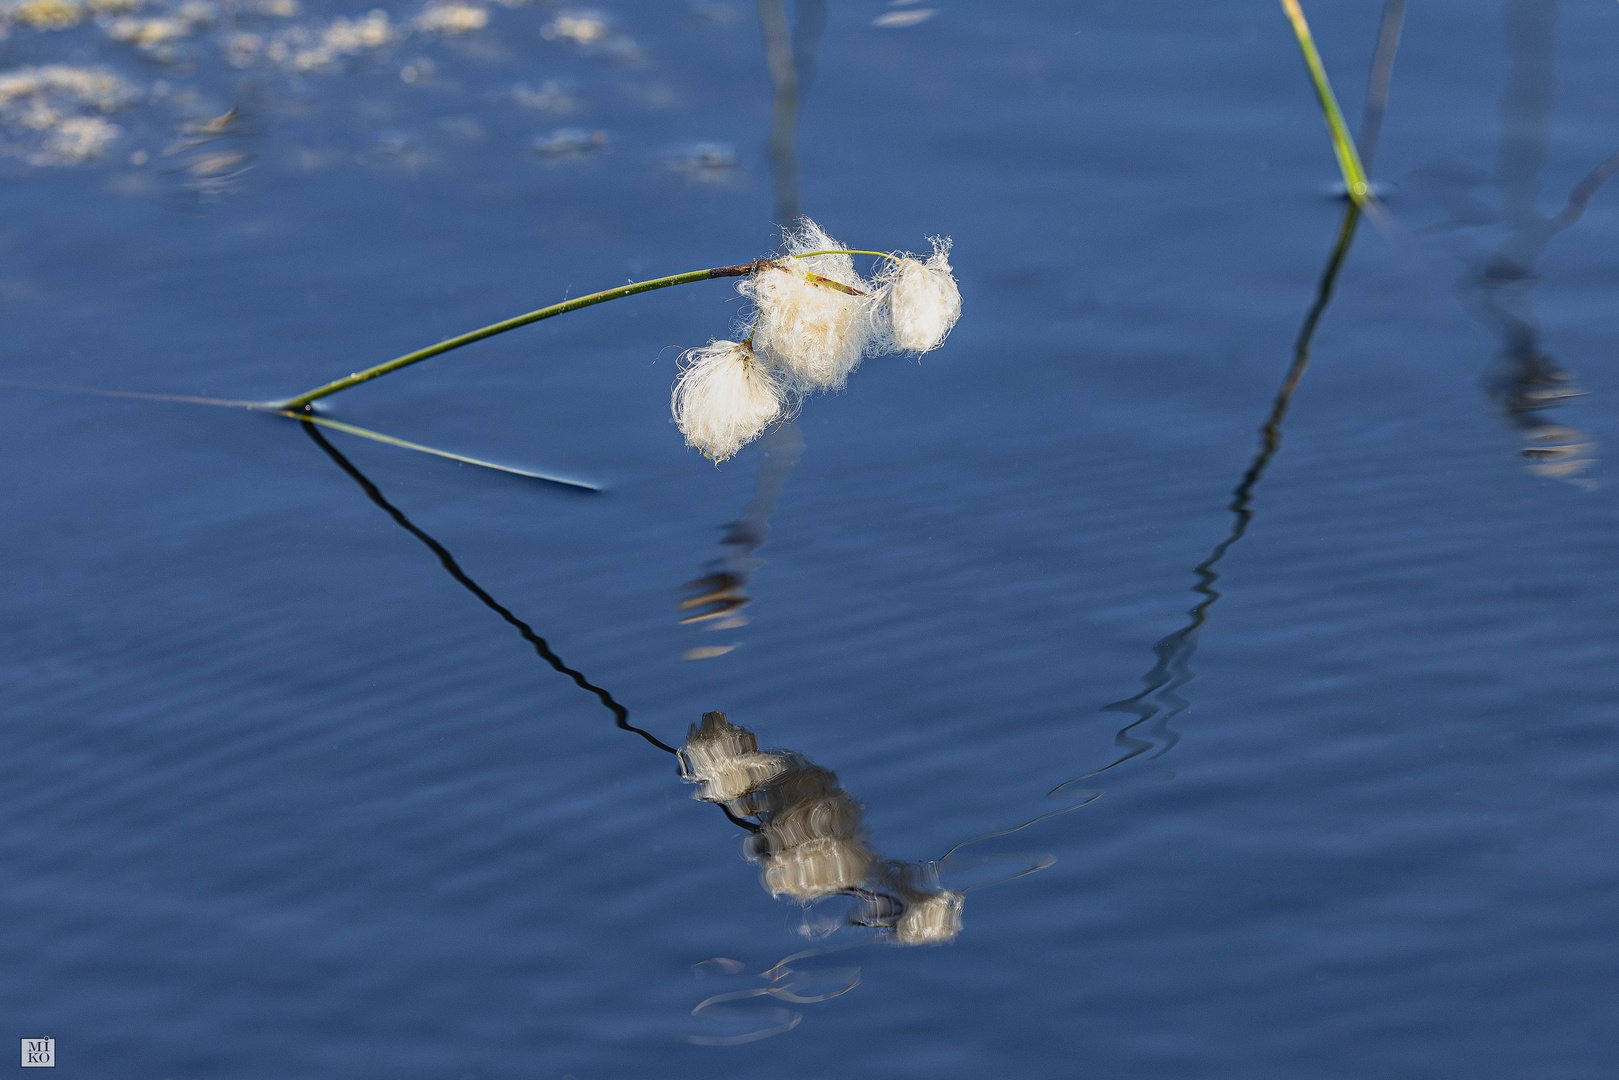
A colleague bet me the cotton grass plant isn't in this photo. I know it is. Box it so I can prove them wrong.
[275,216,960,467]
[673,219,962,461]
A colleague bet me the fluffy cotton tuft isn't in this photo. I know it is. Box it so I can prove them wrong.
[740,218,876,392]
[880,238,961,354]
[671,340,786,462]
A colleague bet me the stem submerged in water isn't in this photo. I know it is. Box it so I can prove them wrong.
[276,260,773,410]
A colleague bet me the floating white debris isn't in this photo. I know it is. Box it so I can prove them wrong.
[6,0,83,29]
[872,8,935,27]
[263,9,395,72]
[510,79,578,112]
[414,2,486,34]
[541,9,607,43]
[531,126,606,156]
[0,65,137,164]
[667,141,737,177]
[34,113,119,162]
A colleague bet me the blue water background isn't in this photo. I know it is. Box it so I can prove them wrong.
[4,0,1619,1075]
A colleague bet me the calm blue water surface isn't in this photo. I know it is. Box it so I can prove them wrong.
[5,0,1619,1076]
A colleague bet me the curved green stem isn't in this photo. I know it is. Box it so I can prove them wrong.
[277,261,768,410]
[788,249,901,262]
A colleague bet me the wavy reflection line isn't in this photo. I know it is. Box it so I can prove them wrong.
[936,790,1102,862]
[686,946,864,1048]
[299,420,679,754]
[1083,201,1364,780]
[1076,3,1408,779]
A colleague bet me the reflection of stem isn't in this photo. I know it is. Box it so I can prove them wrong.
[1081,202,1364,781]
[679,420,805,648]
[757,0,801,224]
[1550,148,1619,232]
[299,420,679,755]
[1357,0,1405,176]
[1468,0,1601,485]
[936,791,1101,862]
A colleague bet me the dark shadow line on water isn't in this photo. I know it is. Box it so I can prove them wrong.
[1550,147,1619,232]
[299,420,681,756]
[1082,201,1364,781]
[926,12,1399,866]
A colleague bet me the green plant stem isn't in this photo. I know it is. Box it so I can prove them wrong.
[270,410,598,488]
[1280,0,1373,204]
[276,261,770,410]
[788,249,901,261]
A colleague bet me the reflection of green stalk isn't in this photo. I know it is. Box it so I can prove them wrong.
[1279,0,1373,204]
[1076,198,1363,781]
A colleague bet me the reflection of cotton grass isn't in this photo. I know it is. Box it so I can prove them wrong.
[677,711,966,942]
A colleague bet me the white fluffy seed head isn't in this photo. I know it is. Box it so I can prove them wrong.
[740,218,875,392]
[671,340,786,463]
[881,238,961,354]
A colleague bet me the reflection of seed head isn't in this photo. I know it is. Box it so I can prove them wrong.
[893,889,963,945]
